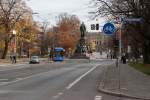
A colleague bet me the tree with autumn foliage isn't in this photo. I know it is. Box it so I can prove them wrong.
[0,0,31,59]
[38,13,80,57]
[15,17,40,57]
[56,13,80,56]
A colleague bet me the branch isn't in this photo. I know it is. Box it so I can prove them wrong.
[97,0,115,13]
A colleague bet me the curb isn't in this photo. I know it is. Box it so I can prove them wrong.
[98,86,150,100]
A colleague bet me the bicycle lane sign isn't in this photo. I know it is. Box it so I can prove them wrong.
[103,23,116,35]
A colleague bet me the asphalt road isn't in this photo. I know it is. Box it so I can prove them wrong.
[0,60,138,100]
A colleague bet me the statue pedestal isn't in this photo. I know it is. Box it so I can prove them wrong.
[70,38,89,59]
[70,53,89,59]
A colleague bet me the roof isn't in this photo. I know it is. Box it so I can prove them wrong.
[54,47,65,51]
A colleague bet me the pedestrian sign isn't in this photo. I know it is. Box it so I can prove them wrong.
[103,23,116,35]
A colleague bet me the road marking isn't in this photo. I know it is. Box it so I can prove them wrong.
[0,82,9,85]
[0,64,26,67]
[53,92,63,99]
[0,79,8,81]
[0,66,75,86]
[66,65,99,90]
[53,95,59,99]
[0,69,59,86]
[58,92,63,96]
[95,96,102,100]
[0,64,28,71]
[0,74,41,86]
[0,90,27,94]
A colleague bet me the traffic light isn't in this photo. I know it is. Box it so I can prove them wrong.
[90,24,99,30]
[91,24,95,30]
[96,24,99,30]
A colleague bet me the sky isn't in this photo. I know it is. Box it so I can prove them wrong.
[26,0,106,31]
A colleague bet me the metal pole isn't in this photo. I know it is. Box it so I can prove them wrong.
[119,23,122,59]
[118,61,121,100]
[118,19,122,100]
[13,30,17,55]
[14,34,17,54]
[12,30,17,63]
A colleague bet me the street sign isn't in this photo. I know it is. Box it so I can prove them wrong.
[103,23,116,35]
[121,17,143,23]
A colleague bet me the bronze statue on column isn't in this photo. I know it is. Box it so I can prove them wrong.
[80,22,86,38]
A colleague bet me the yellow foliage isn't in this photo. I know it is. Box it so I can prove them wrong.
[15,17,39,43]
[56,13,80,50]
[0,40,5,49]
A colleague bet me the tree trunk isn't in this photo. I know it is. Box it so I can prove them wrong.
[1,40,9,59]
[143,40,150,64]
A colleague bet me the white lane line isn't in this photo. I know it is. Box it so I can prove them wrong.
[0,79,9,81]
[0,73,41,86]
[53,95,59,99]
[58,92,63,96]
[53,92,63,99]
[0,64,28,71]
[95,96,102,100]
[0,65,77,86]
[0,64,26,67]
[0,67,64,86]
[0,82,9,86]
[0,90,26,94]
[66,65,99,90]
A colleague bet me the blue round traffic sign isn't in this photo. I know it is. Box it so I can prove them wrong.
[103,23,116,35]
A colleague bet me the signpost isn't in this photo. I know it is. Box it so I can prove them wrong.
[115,17,144,99]
[103,23,116,35]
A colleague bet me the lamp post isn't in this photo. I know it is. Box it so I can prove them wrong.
[12,30,17,55]
[10,30,17,63]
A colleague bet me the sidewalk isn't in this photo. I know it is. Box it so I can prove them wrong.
[0,58,50,71]
[0,58,29,70]
[0,58,48,64]
[99,63,150,100]
[0,58,29,64]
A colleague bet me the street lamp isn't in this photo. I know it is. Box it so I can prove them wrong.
[12,30,17,55]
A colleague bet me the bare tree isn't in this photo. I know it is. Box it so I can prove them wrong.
[40,21,50,56]
[91,0,150,64]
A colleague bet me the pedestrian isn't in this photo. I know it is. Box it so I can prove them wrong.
[107,54,109,59]
[49,49,53,61]
[13,55,17,63]
[121,54,126,64]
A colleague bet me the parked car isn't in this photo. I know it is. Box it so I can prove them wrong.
[29,56,40,64]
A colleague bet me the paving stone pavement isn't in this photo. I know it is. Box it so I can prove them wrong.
[99,63,150,100]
